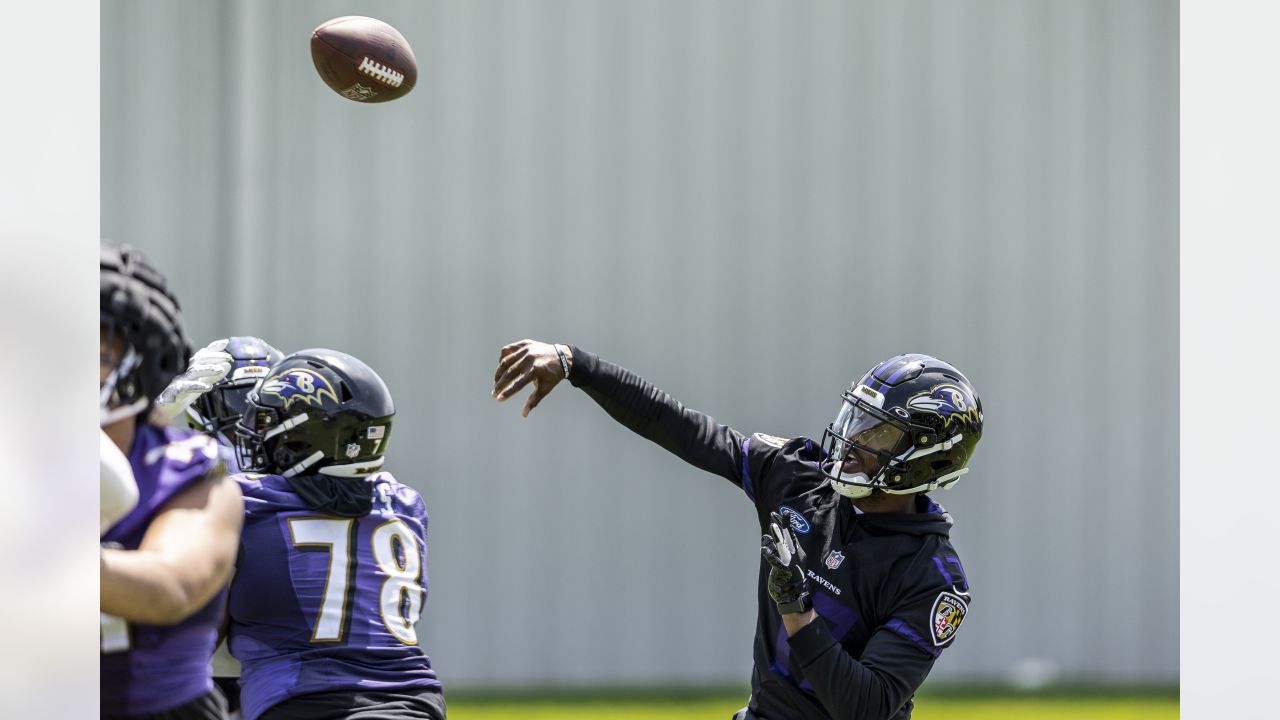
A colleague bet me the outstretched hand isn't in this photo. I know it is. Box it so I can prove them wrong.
[492,339,572,417]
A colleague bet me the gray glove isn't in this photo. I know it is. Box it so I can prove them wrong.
[150,339,233,425]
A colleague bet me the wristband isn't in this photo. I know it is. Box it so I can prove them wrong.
[554,344,570,378]
[777,591,813,616]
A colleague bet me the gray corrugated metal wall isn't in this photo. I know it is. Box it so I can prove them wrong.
[102,0,1177,686]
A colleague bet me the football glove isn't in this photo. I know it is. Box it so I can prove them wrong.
[761,510,813,615]
[150,339,233,425]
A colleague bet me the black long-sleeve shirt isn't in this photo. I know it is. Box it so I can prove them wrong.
[569,347,973,720]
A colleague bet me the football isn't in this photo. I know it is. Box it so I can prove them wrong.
[310,16,417,103]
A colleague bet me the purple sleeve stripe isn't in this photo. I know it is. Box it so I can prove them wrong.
[741,436,755,502]
[932,555,954,586]
[885,618,942,658]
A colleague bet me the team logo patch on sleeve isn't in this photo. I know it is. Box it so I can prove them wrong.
[753,433,790,448]
[931,591,968,646]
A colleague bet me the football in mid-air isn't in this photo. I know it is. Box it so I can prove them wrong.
[310,16,417,103]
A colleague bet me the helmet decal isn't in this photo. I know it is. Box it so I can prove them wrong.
[261,369,340,410]
[853,383,886,408]
[907,384,981,429]
[230,364,271,381]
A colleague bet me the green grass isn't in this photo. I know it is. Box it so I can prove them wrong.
[911,697,1179,720]
[446,694,1179,719]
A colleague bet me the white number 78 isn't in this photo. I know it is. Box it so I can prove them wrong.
[287,517,422,645]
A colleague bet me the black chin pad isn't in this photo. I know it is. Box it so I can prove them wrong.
[289,475,374,517]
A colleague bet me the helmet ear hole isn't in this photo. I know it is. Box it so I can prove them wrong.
[930,458,953,472]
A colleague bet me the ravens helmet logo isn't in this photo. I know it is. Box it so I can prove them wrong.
[906,384,982,429]
[260,369,340,410]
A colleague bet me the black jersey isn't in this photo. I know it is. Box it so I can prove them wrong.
[568,348,972,720]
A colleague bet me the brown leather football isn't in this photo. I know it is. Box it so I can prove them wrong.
[310,16,417,103]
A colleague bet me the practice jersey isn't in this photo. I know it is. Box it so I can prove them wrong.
[228,471,442,720]
[100,424,226,717]
[567,348,972,720]
[739,435,970,720]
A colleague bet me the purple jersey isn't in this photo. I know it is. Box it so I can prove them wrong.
[228,471,441,720]
[101,424,226,716]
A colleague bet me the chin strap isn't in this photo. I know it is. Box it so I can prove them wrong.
[894,433,963,465]
[281,451,324,478]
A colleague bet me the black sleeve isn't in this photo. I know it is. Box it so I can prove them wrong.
[567,347,748,488]
[787,619,938,720]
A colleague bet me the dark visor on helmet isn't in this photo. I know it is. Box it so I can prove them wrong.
[827,390,909,461]
[216,380,256,420]
[192,379,258,435]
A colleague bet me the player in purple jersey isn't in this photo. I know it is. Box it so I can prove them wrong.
[100,240,245,720]
[154,335,287,719]
[227,348,445,720]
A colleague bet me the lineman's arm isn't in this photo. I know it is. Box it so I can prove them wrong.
[492,340,747,484]
[148,339,232,426]
[783,612,938,720]
[101,428,138,535]
[100,470,243,625]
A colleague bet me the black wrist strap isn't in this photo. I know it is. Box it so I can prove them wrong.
[778,591,813,615]
[554,344,570,378]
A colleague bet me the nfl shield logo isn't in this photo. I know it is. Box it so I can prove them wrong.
[345,443,361,459]
[824,550,845,570]
[341,83,378,101]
